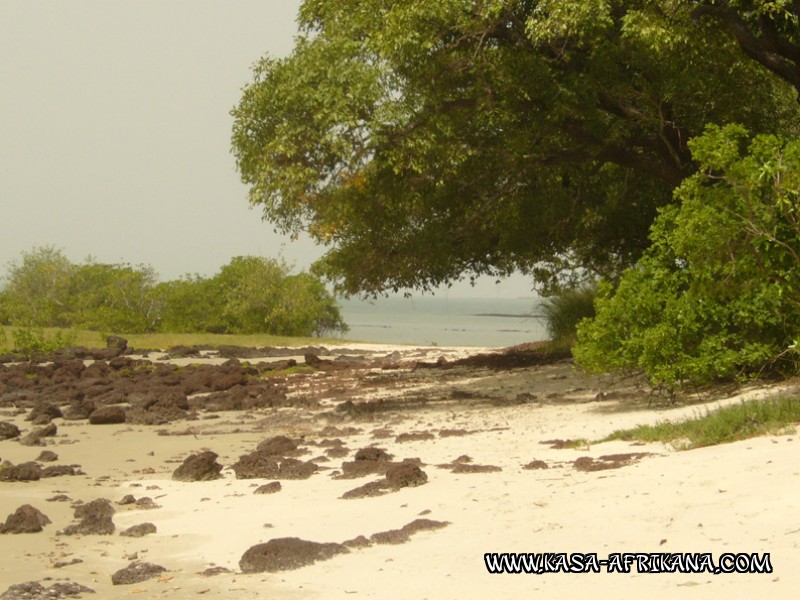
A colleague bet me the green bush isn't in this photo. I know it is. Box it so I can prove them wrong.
[575,125,800,389]
[12,328,77,358]
[541,287,596,345]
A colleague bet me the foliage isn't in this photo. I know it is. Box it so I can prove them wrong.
[0,246,75,327]
[575,125,800,388]
[0,249,347,338]
[541,286,596,345]
[11,327,77,359]
[600,395,800,449]
[232,0,799,295]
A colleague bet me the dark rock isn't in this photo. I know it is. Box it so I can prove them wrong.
[0,505,51,534]
[0,461,42,481]
[111,561,166,585]
[126,390,189,425]
[35,450,58,462]
[46,494,70,502]
[134,497,159,510]
[239,537,349,573]
[118,494,136,505]
[256,435,297,456]
[385,463,428,488]
[254,481,282,494]
[354,447,392,462]
[395,432,436,443]
[106,335,128,356]
[120,523,156,537]
[62,398,96,421]
[450,463,502,474]
[277,458,317,480]
[172,451,223,482]
[342,535,373,548]
[0,581,95,599]
[88,406,126,425]
[18,423,57,446]
[61,498,114,535]
[231,451,279,479]
[523,460,549,470]
[370,518,449,545]
[41,465,76,478]
[25,403,62,423]
[0,422,20,441]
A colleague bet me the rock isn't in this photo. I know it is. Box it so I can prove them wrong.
[256,435,297,455]
[119,523,156,537]
[172,451,223,482]
[354,447,393,462]
[385,463,427,488]
[0,422,20,441]
[370,519,449,545]
[0,461,42,481]
[118,494,136,505]
[35,450,58,462]
[106,335,128,356]
[0,581,95,599]
[254,481,282,494]
[18,423,57,446]
[25,403,62,423]
[231,451,279,479]
[111,562,166,585]
[41,465,76,478]
[134,497,159,510]
[62,398,96,421]
[523,460,549,470]
[239,537,349,573]
[0,505,51,534]
[88,406,126,425]
[277,458,317,480]
[60,498,114,535]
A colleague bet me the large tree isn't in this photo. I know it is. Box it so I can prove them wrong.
[232,0,798,295]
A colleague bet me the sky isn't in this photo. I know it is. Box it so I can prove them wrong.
[0,0,535,299]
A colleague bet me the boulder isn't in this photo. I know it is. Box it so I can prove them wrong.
[60,498,114,535]
[111,562,166,585]
[0,422,20,441]
[172,451,223,482]
[0,505,51,534]
[88,406,126,425]
[239,537,348,573]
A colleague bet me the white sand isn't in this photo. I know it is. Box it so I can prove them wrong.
[0,352,797,599]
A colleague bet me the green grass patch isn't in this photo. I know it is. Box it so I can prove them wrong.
[601,396,800,450]
[0,326,353,353]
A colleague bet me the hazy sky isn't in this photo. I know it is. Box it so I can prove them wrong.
[1,1,535,298]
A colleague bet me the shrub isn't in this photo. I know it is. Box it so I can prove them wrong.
[12,328,77,358]
[541,286,596,345]
[575,125,800,389]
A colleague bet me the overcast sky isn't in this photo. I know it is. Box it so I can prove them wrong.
[1,1,535,299]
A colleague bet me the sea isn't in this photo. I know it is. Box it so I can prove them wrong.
[334,295,548,348]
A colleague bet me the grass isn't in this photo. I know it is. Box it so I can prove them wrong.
[601,395,800,450]
[0,325,351,353]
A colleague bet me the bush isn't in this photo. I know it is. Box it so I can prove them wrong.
[541,286,596,345]
[12,328,77,358]
[574,125,800,389]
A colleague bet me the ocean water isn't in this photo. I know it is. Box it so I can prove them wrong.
[335,296,548,348]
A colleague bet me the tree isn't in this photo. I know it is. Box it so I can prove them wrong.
[574,125,800,388]
[232,0,798,295]
[0,246,75,327]
[64,262,162,333]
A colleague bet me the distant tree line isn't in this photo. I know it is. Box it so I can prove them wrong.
[0,247,348,337]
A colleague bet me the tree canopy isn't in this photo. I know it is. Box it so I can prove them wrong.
[232,0,799,295]
[0,248,347,337]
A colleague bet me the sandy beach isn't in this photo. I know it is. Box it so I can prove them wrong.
[0,342,797,599]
